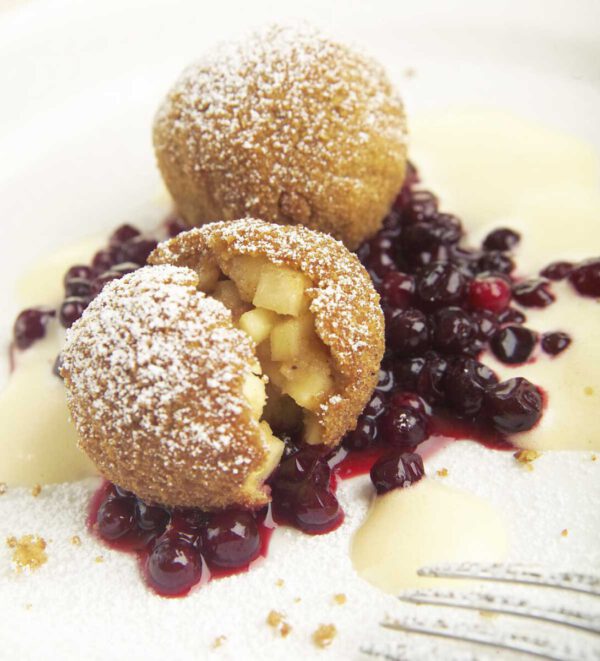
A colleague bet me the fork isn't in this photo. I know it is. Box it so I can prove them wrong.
[361,562,600,661]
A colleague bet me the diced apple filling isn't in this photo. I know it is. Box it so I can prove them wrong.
[196,256,337,446]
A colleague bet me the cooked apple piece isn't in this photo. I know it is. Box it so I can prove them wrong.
[212,280,249,319]
[245,421,285,491]
[303,411,322,445]
[270,313,319,362]
[227,256,267,302]
[239,308,280,345]
[242,372,267,419]
[253,264,311,316]
[280,361,333,409]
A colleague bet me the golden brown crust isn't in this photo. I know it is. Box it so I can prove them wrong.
[153,24,407,249]
[149,220,385,445]
[61,265,271,510]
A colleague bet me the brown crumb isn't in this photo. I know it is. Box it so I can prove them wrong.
[95,555,104,563]
[212,635,226,649]
[24,603,33,610]
[6,535,47,572]
[584,386,594,396]
[479,610,498,619]
[266,610,291,637]
[403,67,416,78]
[0,482,7,495]
[312,624,337,649]
[436,468,448,477]
[514,449,540,468]
[31,484,42,497]
[294,597,302,603]
[592,454,597,462]
[275,578,284,587]
[71,535,82,546]
[561,528,569,537]
[333,593,347,605]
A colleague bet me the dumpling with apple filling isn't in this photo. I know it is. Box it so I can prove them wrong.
[149,218,385,448]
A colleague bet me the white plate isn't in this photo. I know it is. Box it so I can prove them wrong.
[1,1,599,659]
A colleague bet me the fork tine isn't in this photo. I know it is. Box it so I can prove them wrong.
[398,588,600,635]
[380,616,595,661]
[417,562,600,597]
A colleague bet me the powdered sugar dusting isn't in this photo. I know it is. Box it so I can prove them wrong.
[61,265,269,509]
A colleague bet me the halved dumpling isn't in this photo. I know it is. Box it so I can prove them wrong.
[150,218,385,447]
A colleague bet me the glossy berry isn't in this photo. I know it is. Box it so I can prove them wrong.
[380,271,415,309]
[343,415,378,450]
[477,251,514,275]
[96,496,145,549]
[92,249,117,274]
[370,451,424,495]
[109,223,140,246]
[375,366,396,393]
[471,309,499,340]
[415,352,449,403]
[59,297,88,328]
[387,308,430,356]
[362,391,388,419]
[63,264,93,285]
[432,307,476,353]
[13,308,55,350]
[388,391,432,419]
[91,270,123,296]
[135,501,170,536]
[417,263,468,310]
[483,228,520,251]
[274,448,330,488]
[116,236,158,266]
[393,357,426,391]
[403,190,438,224]
[541,331,571,356]
[166,216,188,237]
[497,307,526,325]
[569,258,600,297]
[147,535,202,596]
[380,406,429,448]
[201,510,260,569]
[512,279,555,308]
[540,261,573,281]
[484,377,543,434]
[468,275,511,312]
[491,326,537,364]
[290,486,342,534]
[64,277,92,298]
[444,357,498,418]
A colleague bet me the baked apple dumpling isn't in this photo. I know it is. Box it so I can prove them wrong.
[153,24,407,249]
[149,219,385,447]
[61,265,284,510]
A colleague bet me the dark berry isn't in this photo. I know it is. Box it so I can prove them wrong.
[91,271,123,296]
[468,275,511,312]
[393,357,426,390]
[147,535,202,596]
[477,251,514,275]
[450,247,481,276]
[165,216,188,237]
[540,261,573,281]
[388,391,432,419]
[375,366,396,393]
[290,485,342,534]
[417,263,468,310]
[59,297,88,328]
[432,306,476,353]
[569,258,600,297]
[403,190,438,224]
[471,309,499,340]
[415,352,449,403]
[115,236,158,266]
[64,277,92,298]
[387,308,430,356]
[63,264,93,285]
[109,223,140,246]
[273,448,330,490]
[362,391,388,419]
[484,377,543,434]
[111,261,140,276]
[497,307,526,325]
[13,308,55,350]
[343,415,378,450]
[380,271,415,309]
[381,406,429,448]
[483,228,520,251]
[541,331,571,356]
[92,249,117,273]
[444,357,498,418]
[404,244,451,272]
[201,510,260,569]
[512,279,555,308]
[53,354,63,378]
[135,501,170,536]
[370,451,424,495]
[491,325,537,364]
[96,496,145,549]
